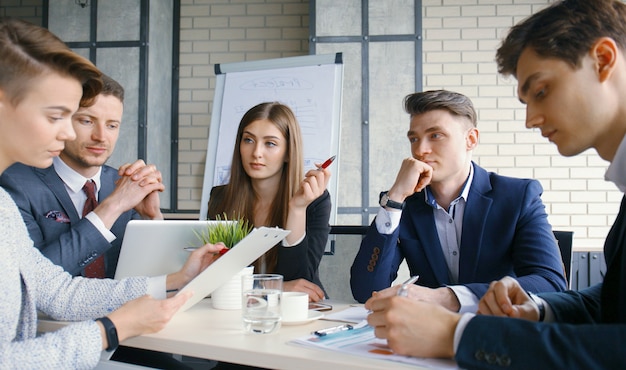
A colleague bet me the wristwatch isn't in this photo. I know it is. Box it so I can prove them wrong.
[527,292,546,322]
[379,191,405,210]
[96,317,119,352]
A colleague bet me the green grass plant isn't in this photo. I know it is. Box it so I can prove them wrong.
[194,213,253,250]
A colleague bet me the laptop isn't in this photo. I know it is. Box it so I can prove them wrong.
[114,219,230,279]
[115,220,291,311]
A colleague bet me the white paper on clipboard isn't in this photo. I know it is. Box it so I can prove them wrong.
[178,226,290,312]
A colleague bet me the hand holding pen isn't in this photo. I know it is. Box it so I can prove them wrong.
[317,155,336,170]
[396,275,419,297]
[291,155,335,208]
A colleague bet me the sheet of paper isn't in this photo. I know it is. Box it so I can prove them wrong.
[178,226,290,312]
[321,305,369,323]
[290,321,458,369]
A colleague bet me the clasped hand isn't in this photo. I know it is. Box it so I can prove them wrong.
[477,276,541,321]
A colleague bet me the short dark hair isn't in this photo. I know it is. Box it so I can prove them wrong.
[0,18,102,106]
[100,74,124,103]
[403,90,477,128]
[496,0,626,77]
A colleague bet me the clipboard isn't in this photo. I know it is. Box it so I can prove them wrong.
[178,226,290,312]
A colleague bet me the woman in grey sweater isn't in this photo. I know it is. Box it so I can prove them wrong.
[0,19,222,369]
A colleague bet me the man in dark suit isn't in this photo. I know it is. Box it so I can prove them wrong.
[365,1,626,368]
[0,74,164,278]
[351,90,566,312]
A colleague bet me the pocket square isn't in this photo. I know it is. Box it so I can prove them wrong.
[45,210,70,223]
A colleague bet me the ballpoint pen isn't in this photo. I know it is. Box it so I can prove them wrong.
[396,275,419,297]
[312,323,353,337]
[317,155,336,170]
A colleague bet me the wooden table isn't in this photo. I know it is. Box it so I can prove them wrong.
[39,299,435,369]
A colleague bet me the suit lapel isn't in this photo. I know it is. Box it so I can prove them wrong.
[406,195,450,284]
[98,166,117,200]
[35,167,81,221]
[458,164,493,282]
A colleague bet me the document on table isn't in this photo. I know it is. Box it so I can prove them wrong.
[320,305,369,323]
[290,320,459,369]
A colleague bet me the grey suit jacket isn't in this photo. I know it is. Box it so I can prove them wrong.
[0,163,140,278]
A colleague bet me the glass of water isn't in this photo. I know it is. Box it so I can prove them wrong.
[241,274,283,334]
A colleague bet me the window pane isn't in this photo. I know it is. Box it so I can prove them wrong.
[369,0,415,35]
[369,42,415,201]
[48,0,90,42]
[316,0,361,36]
[97,0,140,41]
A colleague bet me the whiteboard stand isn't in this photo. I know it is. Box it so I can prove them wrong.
[199,53,344,237]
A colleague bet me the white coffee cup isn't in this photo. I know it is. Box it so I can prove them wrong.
[281,292,309,322]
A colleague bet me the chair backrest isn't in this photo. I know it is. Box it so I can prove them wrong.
[553,230,574,288]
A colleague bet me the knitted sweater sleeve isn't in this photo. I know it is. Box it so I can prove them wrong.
[0,188,148,369]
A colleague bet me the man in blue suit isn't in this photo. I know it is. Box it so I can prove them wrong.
[0,74,164,279]
[351,90,566,312]
[365,1,626,368]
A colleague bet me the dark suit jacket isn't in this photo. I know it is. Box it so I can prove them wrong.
[0,163,140,278]
[456,195,626,369]
[350,162,567,303]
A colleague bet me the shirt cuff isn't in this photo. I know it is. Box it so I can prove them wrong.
[453,313,475,355]
[148,275,167,299]
[84,212,116,242]
[282,233,305,247]
[537,296,555,322]
[374,207,402,234]
[448,285,479,314]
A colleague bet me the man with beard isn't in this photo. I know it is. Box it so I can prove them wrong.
[0,74,164,278]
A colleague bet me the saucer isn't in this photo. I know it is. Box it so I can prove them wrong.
[282,310,324,325]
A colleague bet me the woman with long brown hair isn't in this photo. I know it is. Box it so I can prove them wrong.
[207,102,332,301]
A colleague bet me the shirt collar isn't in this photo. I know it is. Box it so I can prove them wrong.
[425,163,474,208]
[605,134,626,193]
[53,156,102,194]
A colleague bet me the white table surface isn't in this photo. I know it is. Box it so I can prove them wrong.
[39,299,436,370]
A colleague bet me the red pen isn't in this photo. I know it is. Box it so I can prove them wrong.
[318,155,336,170]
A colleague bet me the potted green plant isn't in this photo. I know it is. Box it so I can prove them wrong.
[194,214,255,310]
[194,213,253,255]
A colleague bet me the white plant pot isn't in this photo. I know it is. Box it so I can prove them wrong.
[211,266,254,310]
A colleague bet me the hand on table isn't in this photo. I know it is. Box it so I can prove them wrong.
[365,294,460,359]
[370,284,461,312]
[283,278,325,302]
[477,276,541,321]
[105,291,193,347]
